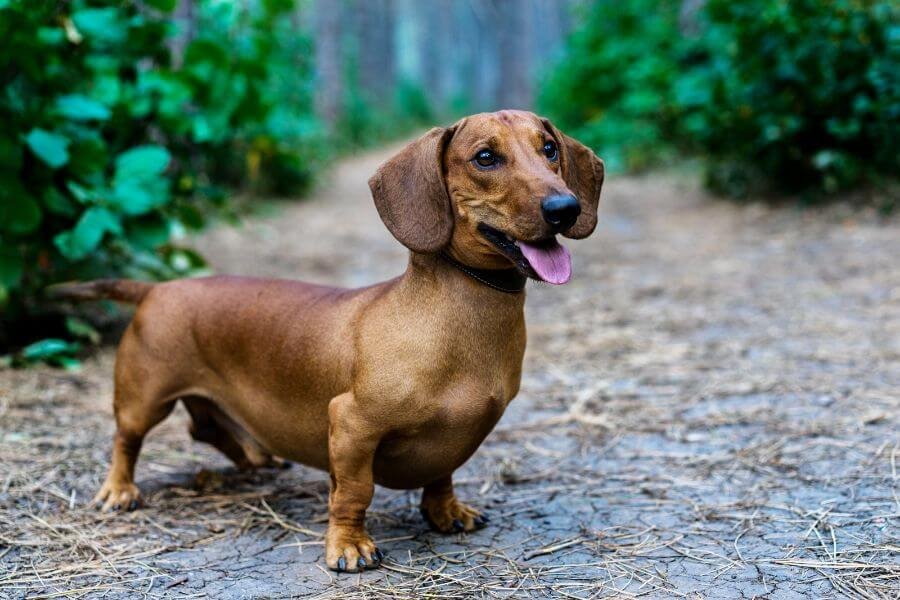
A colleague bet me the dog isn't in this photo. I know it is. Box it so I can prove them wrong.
[51,110,604,572]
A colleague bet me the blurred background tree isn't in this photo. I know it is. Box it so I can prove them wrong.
[1,0,896,359]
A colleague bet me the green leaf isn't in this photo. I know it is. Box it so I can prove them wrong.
[111,179,156,215]
[115,145,171,180]
[21,338,81,361]
[42,187,78,217]
[37,26,65,45]
[66,181,94,204]
[0,249,24,289]
[127,217,171,250]
[176,203,205,229]
[0,185,42,235]
[0,136,22,171]
[56,356,83,372]
[67,135,109,179]
[72,8,125,45]
[53,207,122,260]
[110,146,171,216]
[93,74,122,106]
[24,128,70,169]
[262,0,295,15]
[65,316,101,344]
[56,94,111,121]
[145,0,178,11]
[110,177,170,216]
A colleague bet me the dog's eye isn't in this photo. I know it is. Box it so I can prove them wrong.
[473,149,498,168]
[543,141,559,161]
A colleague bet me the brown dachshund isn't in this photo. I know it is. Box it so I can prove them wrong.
[51,110,604,572]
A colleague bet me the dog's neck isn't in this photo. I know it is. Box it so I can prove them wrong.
[437,251,526,294]
[403,253,527,308]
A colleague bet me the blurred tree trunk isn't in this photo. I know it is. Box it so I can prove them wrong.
[310,0,575,121]
[532,0,568,71]
[315,0,343,128]
[168,0,196,68]
[492,0,532,109]
[679,0,706,36]
[420,0,455,113]
[468,0,499,111]
[356,0,396,108]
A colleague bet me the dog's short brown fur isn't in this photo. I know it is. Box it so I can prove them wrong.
[53,111,603,572]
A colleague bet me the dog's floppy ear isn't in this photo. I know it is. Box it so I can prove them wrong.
[369,127,456,253]
[541,118,604,239]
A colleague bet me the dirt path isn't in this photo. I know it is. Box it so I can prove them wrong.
[2,145,898,599]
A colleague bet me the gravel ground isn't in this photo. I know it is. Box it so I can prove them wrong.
[1,145,898,599]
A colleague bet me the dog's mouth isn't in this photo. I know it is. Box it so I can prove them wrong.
[478,223,572,285]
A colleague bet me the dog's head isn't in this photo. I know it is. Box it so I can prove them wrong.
[369,110,604,284]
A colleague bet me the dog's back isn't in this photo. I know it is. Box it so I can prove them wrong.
[97,276,384,470]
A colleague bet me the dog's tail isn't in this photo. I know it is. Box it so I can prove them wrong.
[46,279,156,304]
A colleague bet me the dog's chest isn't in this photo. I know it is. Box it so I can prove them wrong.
[375,384,511,488]
[365,295,526,488]
[400,335,523,453]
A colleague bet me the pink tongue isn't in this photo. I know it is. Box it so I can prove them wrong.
[518,238,572,285]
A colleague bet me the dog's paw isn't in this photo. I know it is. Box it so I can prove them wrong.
[91,481,143,512]
[420,497,488,533]
[325,525,384,572]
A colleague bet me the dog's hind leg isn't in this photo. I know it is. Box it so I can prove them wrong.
[182,397,282,470]
[92,374,176,512]
[92,324,186,512]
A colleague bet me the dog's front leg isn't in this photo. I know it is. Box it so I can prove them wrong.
[420,475,489,533]
[325,392,383,572]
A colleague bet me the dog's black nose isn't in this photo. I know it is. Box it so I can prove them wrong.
[541,194,580,232]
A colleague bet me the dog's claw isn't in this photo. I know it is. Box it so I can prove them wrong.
[374,548,384,562]
[92,481,143,513]
[420,498,487,533]
[326,526,379,572]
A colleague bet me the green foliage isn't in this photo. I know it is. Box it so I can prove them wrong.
[689,0,899,197]
[541,0,899,199]
[0,0,320,349]
[539,0,683,172]
[170,0,323,194]
[395,79,435,125]
[1,338,83,370]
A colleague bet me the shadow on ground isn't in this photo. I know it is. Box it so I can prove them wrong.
[1,146,898,598]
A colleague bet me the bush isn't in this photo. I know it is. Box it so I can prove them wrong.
[541,0,899,199]
[538,0,682,172]
[688,0,899,197]
[0,0,319,348]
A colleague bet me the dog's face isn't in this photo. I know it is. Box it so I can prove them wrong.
[369,110,604,284]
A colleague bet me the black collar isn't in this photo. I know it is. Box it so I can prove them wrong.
[440,252,527,294]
